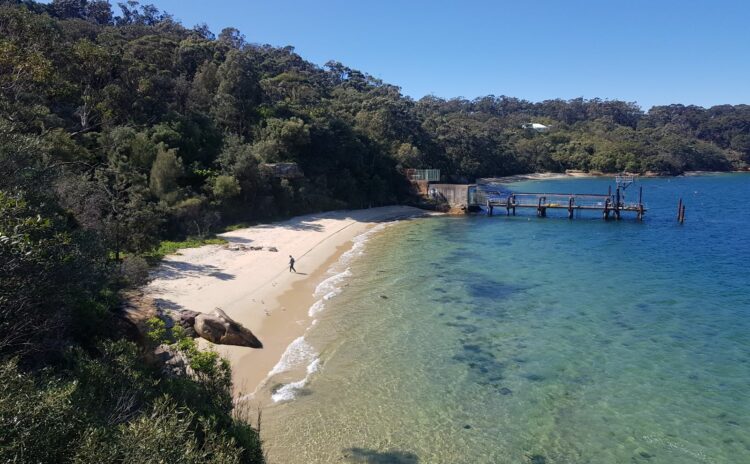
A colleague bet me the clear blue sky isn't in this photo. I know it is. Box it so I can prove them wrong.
[146,0,749,109]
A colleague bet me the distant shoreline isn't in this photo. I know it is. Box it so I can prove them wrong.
[481,169,748,184]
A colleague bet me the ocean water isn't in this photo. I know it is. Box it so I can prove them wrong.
[260,174,750,464]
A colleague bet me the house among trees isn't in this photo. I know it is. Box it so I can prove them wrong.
[261,162,304,179]
[522,123,551,132]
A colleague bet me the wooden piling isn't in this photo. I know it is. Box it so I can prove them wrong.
[537,196,547,217]
[603,198,610,220]
[679,203,686,224]
[506,195,511,216]
[637,187,644,220]
[614,187,621,220]
[568,197,574,219]
[677,198,683,221]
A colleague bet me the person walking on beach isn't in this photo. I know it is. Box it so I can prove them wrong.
[289,255,296,273]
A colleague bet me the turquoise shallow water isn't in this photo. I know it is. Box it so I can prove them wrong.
[262,174,750,464]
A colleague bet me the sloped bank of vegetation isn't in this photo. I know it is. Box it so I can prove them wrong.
[1,1,749,462]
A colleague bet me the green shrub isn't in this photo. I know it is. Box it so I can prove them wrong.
[0,360,79,463]
[0,341,264,464]
[145,237,227,262]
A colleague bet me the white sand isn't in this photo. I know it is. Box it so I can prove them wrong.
[144,206,429,398]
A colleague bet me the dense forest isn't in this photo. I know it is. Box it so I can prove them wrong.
[1,1,749,462]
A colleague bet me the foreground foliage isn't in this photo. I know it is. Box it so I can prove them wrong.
[0,341,262,464]
[0,191,263,463]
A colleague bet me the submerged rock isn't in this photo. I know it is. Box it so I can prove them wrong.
[194,308,263,348]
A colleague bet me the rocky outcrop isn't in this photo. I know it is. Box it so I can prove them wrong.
[154,344,193,377]
[194,308,263,348]
[120,292,262,349]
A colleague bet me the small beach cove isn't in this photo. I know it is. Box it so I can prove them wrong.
[142,205,434,400]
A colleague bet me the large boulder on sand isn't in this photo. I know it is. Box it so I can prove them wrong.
[194,308,263,348]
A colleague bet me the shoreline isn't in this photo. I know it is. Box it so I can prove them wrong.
[481,169,748,184]
[143,206,433,402]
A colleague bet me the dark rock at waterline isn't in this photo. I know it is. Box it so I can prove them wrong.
[380,295,388,299]
[463,424,472,429]
[499,387,513,395]
[527,455,546,464]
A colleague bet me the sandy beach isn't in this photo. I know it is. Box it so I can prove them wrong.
[143,206,430,400]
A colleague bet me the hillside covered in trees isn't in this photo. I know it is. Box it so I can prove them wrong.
[3,1,749,238]
[1,1,749,462]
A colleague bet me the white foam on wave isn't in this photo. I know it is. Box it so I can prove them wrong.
[339,222,390,265]
[271,357,321,402]
[307,268,352,318]
[314,267,352,297]
[267,336,316,377]
[307,299,326,317]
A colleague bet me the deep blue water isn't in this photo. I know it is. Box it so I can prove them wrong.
[263,174,750,464]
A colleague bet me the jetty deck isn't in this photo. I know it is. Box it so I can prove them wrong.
[476,185,646,220]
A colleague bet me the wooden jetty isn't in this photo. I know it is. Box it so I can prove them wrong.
[477,181,646,221]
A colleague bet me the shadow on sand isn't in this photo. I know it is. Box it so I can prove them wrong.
[256,219,326,232]
[251,208,425,233]
[222,236,255,244]
[154,261,235,281]
[153,298,184,311]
